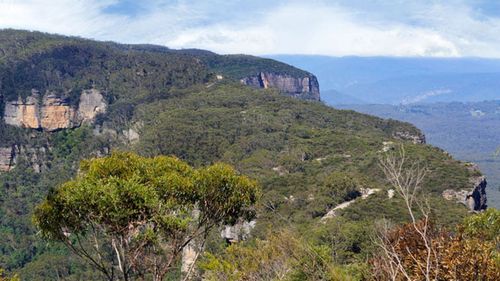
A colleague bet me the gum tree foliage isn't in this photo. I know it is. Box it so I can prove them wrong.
[33,152,260,281]
[200,230,365,281]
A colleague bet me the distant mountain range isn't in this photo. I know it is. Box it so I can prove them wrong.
[268,55,500,105]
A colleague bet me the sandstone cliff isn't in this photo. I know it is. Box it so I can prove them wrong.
[442,163,488,211]
[0,146,16,172]
[3,89,106,131]
[241,72,320,101]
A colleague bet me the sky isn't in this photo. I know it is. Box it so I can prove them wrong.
[1,0,500,57]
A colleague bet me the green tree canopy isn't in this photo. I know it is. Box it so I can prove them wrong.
[33,152,260,281]
[323,172,361,201]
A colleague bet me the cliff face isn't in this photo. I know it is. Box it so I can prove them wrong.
[77,89,107,123]
[442,163,488,211]
[469,175,487,211]
[241,72,320,101]
[0,146,15,172]
[40,94,75,131]
[4,92,40,129]
[3,89,106,131]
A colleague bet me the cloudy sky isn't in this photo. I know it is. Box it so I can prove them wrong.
[1,0,500,57]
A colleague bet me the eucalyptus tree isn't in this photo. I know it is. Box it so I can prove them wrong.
[33,152,260,281]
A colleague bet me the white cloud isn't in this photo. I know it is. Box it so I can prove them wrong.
[414,3,500,57]
[166,4,459,57]
[0,0,499,57]
[0,0,121,38]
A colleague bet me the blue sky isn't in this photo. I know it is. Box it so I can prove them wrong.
[1,0,500,57]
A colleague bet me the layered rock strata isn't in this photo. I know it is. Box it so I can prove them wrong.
[3,89,106,131]
[241,72,320,101]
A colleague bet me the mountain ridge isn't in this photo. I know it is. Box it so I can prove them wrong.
[0,30,484,279]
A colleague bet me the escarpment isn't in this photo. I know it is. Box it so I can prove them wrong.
[3,89,106,131]
[241,72,320,101]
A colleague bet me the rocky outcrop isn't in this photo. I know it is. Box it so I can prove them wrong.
[0,146,16,172]
[468,175,487,211]
[442,177,487,211]
[77,89,107,124]
[40,94,75,131]
[0,145,46,173]
[4,92,41,129]
[4,89,106,131]
[181,240,200,279]
[241,72,320,101]
[392,131,426,144]
[442,163,487,211]
[220,220,256,243]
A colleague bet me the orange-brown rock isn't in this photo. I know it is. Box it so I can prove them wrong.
[4,90,41,128]
[3,89,106,131]
[40,94,74,131]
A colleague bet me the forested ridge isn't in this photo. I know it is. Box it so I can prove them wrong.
[0,30,497,280]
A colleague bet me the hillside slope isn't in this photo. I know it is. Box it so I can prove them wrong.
[338,101,500,208]
[0,31,481,279]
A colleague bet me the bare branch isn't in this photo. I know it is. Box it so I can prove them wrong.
[376,144,437,281]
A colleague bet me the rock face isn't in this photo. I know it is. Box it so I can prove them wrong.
[3,89,106,131]
[392,131,426,144]
[220,220,256,243]
[442,163,487,211]
[468,176,488,210]
[77,89,107,124]
[40,94,75,131]
[0,146,16,172]
[241,72,320,101]
[181,241,199,278]
[4,91,41,129]
[0,145,47,173]
[181,209,202,280]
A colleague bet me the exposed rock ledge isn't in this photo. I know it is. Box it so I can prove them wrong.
[241,72,320,101]
[392,131,426,144]
[0,145,46,173]
[4,89,106,131]
[0,146,16,172]
[442,163,487,211]
[220,220,256,243]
